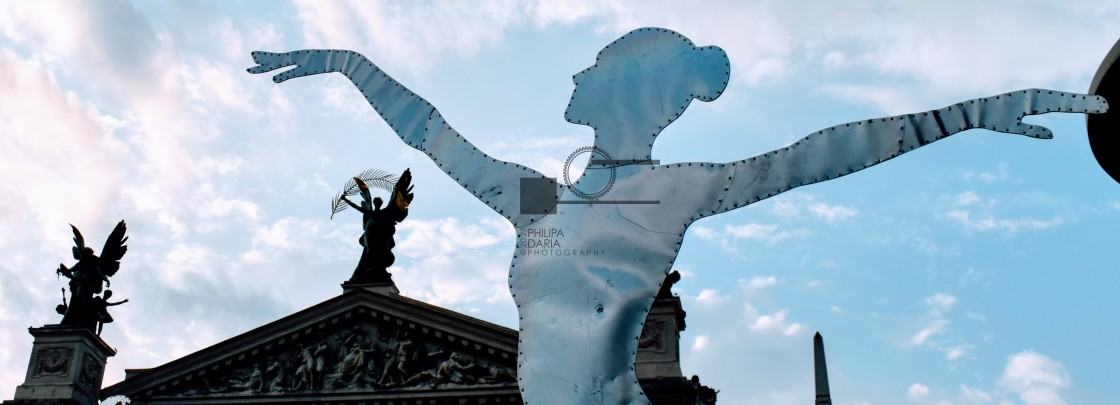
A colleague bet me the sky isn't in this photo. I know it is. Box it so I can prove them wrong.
[1,1,1119,404]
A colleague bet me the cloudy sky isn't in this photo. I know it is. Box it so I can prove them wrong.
[2,1,1119,404]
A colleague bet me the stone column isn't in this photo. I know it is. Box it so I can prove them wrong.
[10,326,116,405]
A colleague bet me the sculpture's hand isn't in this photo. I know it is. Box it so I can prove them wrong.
[971,90,1108,139]
[247,50,356,83]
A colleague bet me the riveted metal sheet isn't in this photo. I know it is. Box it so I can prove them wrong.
[249,27,1107,405]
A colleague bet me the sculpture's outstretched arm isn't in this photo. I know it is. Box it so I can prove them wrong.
[705,89,1108,215]
[339,196,372,215]
[248,50,551,228]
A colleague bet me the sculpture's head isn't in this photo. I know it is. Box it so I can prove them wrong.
[565,28,730,160]
[103,290,113,299]
[373,197,383,210]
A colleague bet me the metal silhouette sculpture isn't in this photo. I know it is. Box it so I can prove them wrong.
[335,169,414,284]
[248,28,1108,404]
[55,220,129,334]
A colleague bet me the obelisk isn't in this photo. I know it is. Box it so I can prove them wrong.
[814,331,832,405]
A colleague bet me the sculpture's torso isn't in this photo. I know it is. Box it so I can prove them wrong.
[508,162,727,404]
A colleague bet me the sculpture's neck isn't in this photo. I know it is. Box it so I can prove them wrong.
[590,127,657,162]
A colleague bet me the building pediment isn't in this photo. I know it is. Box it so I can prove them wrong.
[102,286,521,403]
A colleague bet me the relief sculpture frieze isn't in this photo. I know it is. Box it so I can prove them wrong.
[638,320,665,352]
[34,347,73,377]
[172,317,516,397]
[80,353,102,386]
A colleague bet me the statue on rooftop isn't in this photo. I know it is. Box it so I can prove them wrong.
[333,169,415,284]
[249,28,1108,404]
[54,220,129,334]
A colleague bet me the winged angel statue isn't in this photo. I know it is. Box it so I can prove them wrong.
[55,220,129,334]
[249,28,1107,404]
[331,168,415,284]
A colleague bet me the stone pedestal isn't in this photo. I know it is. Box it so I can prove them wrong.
[341,281,399,295]
[636,296,686,379]
[9,326,115,404]
[635,296,717,404]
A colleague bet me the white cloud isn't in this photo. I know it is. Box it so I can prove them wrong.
[808,202,858,222]
[908,383,931,401]
[724,223,809,244]
[767,193,858,223]
[690,226,719,241]
[925,293,957,312]
[486,137,584,179]
[197,197,261,222]
[963,311,987,322]
[159,243,223,290]
[962,164,1009,183]
[725,223,778,239]
[770,196,801,218]
[287,0,1117,112]
[0,51,132,239]
[745,276,777,288]
[768,228,811,243]
[907,294,966,353]
[292,0,525,75]
[391,217,516,308]
[692,221,811,254]
[748,307,805,336]
[909,319,948,347]
[319,79,376,121]
[953,191,982,207]
[946,210,1063,233]
[945,345,971,361]
[821,84,925,115]
[903,352,1071,405]
[829,305,841,313]
[691,335,709,353]
[396,217,512,259]
[695,289,724,306]
[806,280,829,288]
[999,351,1071,405]
[959,384,995,403]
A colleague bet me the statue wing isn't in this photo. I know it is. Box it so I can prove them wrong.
[98,220,129,277]
[386,168,415,218]
[69,224,85,260]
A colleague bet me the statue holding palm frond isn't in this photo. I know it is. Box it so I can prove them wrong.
[332,169,414,284]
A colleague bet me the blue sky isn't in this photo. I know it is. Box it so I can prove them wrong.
[1,1,1119,404]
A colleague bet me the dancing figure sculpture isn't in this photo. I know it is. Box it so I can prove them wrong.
[248,28,1107,404]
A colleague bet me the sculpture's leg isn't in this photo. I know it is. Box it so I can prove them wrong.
[515,288,656,404]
